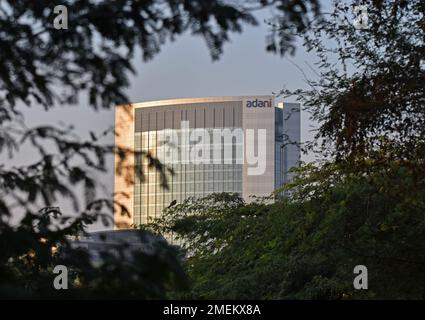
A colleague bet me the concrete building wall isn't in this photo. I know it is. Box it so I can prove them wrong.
[242,96,275,200]
[114,104,135,229]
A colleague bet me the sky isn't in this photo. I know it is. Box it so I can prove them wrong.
[13,8,325,231]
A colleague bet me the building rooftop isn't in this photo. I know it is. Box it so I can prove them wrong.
[121,95,275,109]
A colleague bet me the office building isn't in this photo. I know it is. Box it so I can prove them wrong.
[114,96,300,228]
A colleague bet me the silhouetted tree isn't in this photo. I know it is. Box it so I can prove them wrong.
[0,0,320,298]
[146,0,425,299]
[281,0,424,164]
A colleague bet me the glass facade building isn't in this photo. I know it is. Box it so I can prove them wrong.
[133,129,243,225]
[114,96,300,229]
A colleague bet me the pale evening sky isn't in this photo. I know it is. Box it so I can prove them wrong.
[11,8,330,230]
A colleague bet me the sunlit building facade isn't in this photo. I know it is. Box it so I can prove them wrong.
[114,96,300,228]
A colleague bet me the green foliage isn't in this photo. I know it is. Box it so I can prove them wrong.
[0,1,320,298]
[149,162,425,299]
[0,207,188,299]
[2,0,422,300]
[147,1,425,299]
[281,0,425,162]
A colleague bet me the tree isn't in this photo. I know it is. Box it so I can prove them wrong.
[0,0,321,223]
[148,163,425,299]
[146,0,425,299]
[0,207,189,298]
[281,0,424,164]
[0,0,321,298]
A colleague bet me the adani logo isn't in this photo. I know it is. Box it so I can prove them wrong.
[246,98,272,108]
